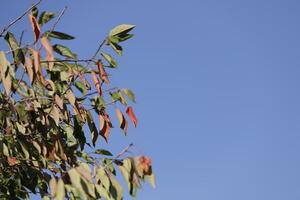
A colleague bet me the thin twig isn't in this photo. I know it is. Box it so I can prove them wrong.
[18,30,25,46]
[85,39,107,68]
[46,6,68,37]
[0,0,42,37]
[103,143,134,169]
[40,59,94,63]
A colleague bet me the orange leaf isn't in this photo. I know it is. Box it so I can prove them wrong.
[28,14,40,43]
[79,72,91,89]
[116,108,128,135]
[41,37,54,71]
[7,157,17,166]
[99,114,110,143]
[96,60,109,84]
[30,48,47,86]
[91,71,102,96]
[138,156,152,173]
[126,106,138,127]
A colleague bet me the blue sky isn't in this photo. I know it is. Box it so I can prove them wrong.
[1,0,300,199]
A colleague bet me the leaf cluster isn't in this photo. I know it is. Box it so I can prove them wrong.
[0,5,154,200]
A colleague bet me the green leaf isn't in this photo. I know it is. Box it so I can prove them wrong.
[18,141,30,159]
[96,167,110,190]
[110,42,123,56]
[109,173,123,200]
[110,92,121,102]
[75,81,87,95]
[65,126,77,147]
[146,173,156,188]
[109,24,135,37]
[38,11,55,25]
[55,179,65,200]
[109,34,134,43]
[31,6,38,18]
[73,115,86,150]
[0,51,12,95]
[0,142,9,157]
[118,158,140,197]
[121,88,136,103]
[101,53,118,68]
[86,111,98,146]
[68,169,88,199]
[94,149,113,156]
[91,96,106,111]
[53,44,77,59]
[4,32,25,64]
[45,31,75,40]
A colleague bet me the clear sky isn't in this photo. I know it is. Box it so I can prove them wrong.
[1,0,300,199]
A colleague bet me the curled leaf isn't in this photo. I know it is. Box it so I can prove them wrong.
[116,108,128,135]
[28,14,40,43]
[41,36,54,70]
[126,106,138,127]
[91,71,102,96]
[96,60,109,84]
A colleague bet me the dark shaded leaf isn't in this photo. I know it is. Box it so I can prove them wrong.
[4,32,25,64]
[45,31,75,40]
[38,11,55,25]
[94,149,113,156]
[53,44,77,59]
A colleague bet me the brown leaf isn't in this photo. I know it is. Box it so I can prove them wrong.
[116,108,128,135]
[31,48,47,85]
[7,157,17,166]
[28,14,40,43]
[126,106,138,127]
[50,105,60,126]
[49,177,57,197]
[41,36,54,71]
[54,94,64,110]
[29,15,41,43]
[91,71,102,96]
[79,72,91,89]
[96,60,109,84]
[24,57,35,83]
[99,113,110,143]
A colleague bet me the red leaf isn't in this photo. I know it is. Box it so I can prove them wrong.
[96,60,109,84]
[126,106,138,127]
[7,157,17,166]
[28,14,40,43]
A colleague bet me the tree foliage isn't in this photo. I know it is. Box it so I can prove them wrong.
[0,2,155,199]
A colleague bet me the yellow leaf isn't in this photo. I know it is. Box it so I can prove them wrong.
[116,108,128,135]
[0,51,12,95]
[49,177,57,197]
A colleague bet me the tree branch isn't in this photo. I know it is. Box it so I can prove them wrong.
[103,143,134,169]
[0,0,42,37]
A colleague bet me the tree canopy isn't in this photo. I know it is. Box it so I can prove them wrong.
[0,1,155,199]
